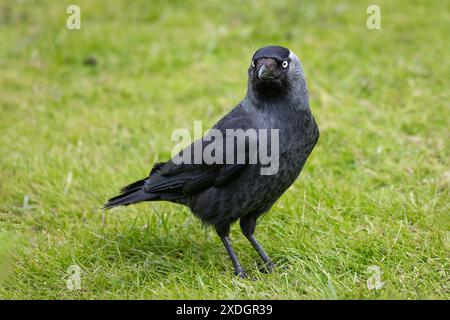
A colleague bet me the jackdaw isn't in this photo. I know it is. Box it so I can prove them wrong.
[104,45,319,278]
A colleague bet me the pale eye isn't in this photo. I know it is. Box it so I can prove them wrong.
[251,60,255,68]
[282,60,289,68]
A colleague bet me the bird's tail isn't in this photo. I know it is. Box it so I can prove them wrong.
[103,178,154,210]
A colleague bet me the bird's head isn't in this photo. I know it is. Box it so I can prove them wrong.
[248,45,306,101]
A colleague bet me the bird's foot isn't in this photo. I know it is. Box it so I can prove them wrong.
[234,268,248,279]
[259,260,275,274]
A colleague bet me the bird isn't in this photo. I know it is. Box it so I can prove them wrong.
[104,45,319,278]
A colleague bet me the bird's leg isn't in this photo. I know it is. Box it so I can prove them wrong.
[215,223,247,278]
[240,214,275,273]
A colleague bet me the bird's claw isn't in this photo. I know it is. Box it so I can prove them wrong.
[259,261,275,274]
[234,269,248,279]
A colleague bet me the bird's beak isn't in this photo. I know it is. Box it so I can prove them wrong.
[258,64,275,80]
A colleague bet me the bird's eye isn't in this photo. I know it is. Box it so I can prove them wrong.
[251,60,255,68]
[282,60,289,69]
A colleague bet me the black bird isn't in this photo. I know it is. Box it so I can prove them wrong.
[104,45,319,278]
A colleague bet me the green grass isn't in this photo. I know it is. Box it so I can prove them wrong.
[0,0,449,299]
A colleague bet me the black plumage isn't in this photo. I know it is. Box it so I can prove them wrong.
[104,45,319,277]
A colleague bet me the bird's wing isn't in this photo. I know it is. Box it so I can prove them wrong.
[143,105,254,198]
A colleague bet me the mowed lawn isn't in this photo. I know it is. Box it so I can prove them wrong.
[0,0,448,299]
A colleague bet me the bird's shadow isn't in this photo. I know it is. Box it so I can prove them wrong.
[88,209,291,281]
[90,223,225,280]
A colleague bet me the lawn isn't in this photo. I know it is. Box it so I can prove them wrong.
[0,0,448,299]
